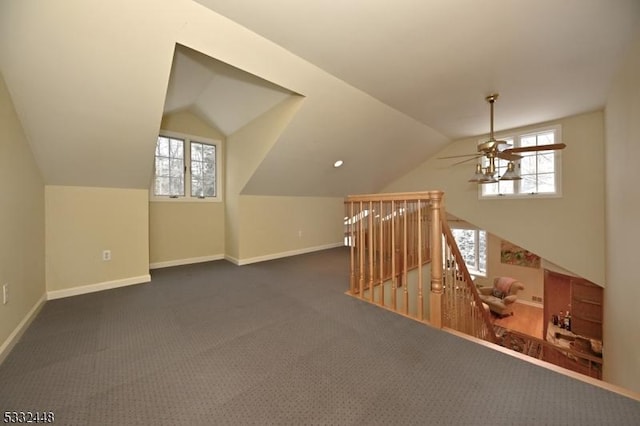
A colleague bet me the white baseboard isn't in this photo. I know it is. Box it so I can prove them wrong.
[46,274,151,300]
[149,254,225,270]
[516,299,544,308]
[226,242,344,266]
[0,294,46,365]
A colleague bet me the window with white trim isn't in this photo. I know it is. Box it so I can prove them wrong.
[152,132,221,201]
[451,228,487,276]
[481,125,562,198]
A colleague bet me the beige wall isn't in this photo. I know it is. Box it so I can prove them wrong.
[149,110,226,266]
[604,32,640,393]
[383,111,605,287]
[226,96,307,261]
[451,219,544,304]
[480,233,544,306]
[0,73,45,355]
[237,195,344,262]
[149,202,225,265]
[45,186,149,294]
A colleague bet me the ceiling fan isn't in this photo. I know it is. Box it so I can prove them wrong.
[439,94,566,183]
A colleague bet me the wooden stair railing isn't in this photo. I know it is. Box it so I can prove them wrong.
[440,219,497,343]
[345,191,497,344]
[346,193,432,319]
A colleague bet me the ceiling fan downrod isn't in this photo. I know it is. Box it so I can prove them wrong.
[486,93,499,141]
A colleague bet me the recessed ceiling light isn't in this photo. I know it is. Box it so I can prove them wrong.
[333,160,344,168]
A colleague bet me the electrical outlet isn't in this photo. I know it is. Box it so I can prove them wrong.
[532,295,543,303]
[102,250,112,261]
[297,230,303,238]
[2,284,8,305]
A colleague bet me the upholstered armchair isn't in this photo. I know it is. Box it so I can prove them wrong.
[478,277,525,317]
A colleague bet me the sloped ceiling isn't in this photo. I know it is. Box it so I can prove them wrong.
[1,0,639,197]
[164,45,296,136]
[196,0,640,138]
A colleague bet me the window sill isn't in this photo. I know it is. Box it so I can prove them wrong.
[479,192,562,200]
[149,196,222,203]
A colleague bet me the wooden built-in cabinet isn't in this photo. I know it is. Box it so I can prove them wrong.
[543,269,603,341]
[543,270,604,379]
[571,279,603,340]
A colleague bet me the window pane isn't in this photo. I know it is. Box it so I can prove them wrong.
[452,228,487,275]
[521,175,537,193]
[170,177,184,196]
[170,139,184,158]
[203,161,215,177]
[203,145,215,162]
[537,152,555,173]
[478,230,487,273]
[521,154,536,174]
[537,173,555,193]
[204,181,215,197]
[191,177,203,197]
[191,143,202,161]
[155,158,169,177]
[452,229,476,270]
[191,162,202,177]
[498,180,514,194]
[155,177,169,196]
[190,142,216,198]
[154,136,185,197]
[538,131,554,145]
[480,127,560,198]
[156,137,169,157]
[170,159,183,176]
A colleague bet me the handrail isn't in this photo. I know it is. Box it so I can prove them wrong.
[440,219,497,343]
[345,194,433,319]
[346,191,444,202]
[345,190,497,344]
[345,190,608,380]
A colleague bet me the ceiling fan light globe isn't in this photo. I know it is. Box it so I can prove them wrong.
[478,176,498,184]
[468,164,486,182]
[500,172,522,181]
[500,161,522,181]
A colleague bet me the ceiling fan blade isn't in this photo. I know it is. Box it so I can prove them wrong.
[496,152,523,161]
[504,143,567,154]
[451,156,482,166]
[437,153,481,160]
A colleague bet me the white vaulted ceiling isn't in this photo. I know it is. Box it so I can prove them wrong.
[164,45,296,135]
[195,0,640,138]
[1,0,638,196]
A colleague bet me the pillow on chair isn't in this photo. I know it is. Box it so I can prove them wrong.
[491,288,504,299]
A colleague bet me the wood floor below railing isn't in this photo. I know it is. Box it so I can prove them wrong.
[490,302,603,380]
[491,302,544,338]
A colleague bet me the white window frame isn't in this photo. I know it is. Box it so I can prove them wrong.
[451,227,487,277]
[150,130,222,203]
[479,124,563,199]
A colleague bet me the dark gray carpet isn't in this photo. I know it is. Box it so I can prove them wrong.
[1,247,638,425]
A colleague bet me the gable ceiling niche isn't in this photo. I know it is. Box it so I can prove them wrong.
[164,44,298,136]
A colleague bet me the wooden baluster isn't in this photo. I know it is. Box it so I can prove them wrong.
[391,200,397,311]
[358,201,365,298]
[368,201,374,302]
[348,202,356,294]
[417,200,424,321]
[403,200,409,315]
[378,200,384,306]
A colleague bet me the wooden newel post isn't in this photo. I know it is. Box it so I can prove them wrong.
[429,191,444,328]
